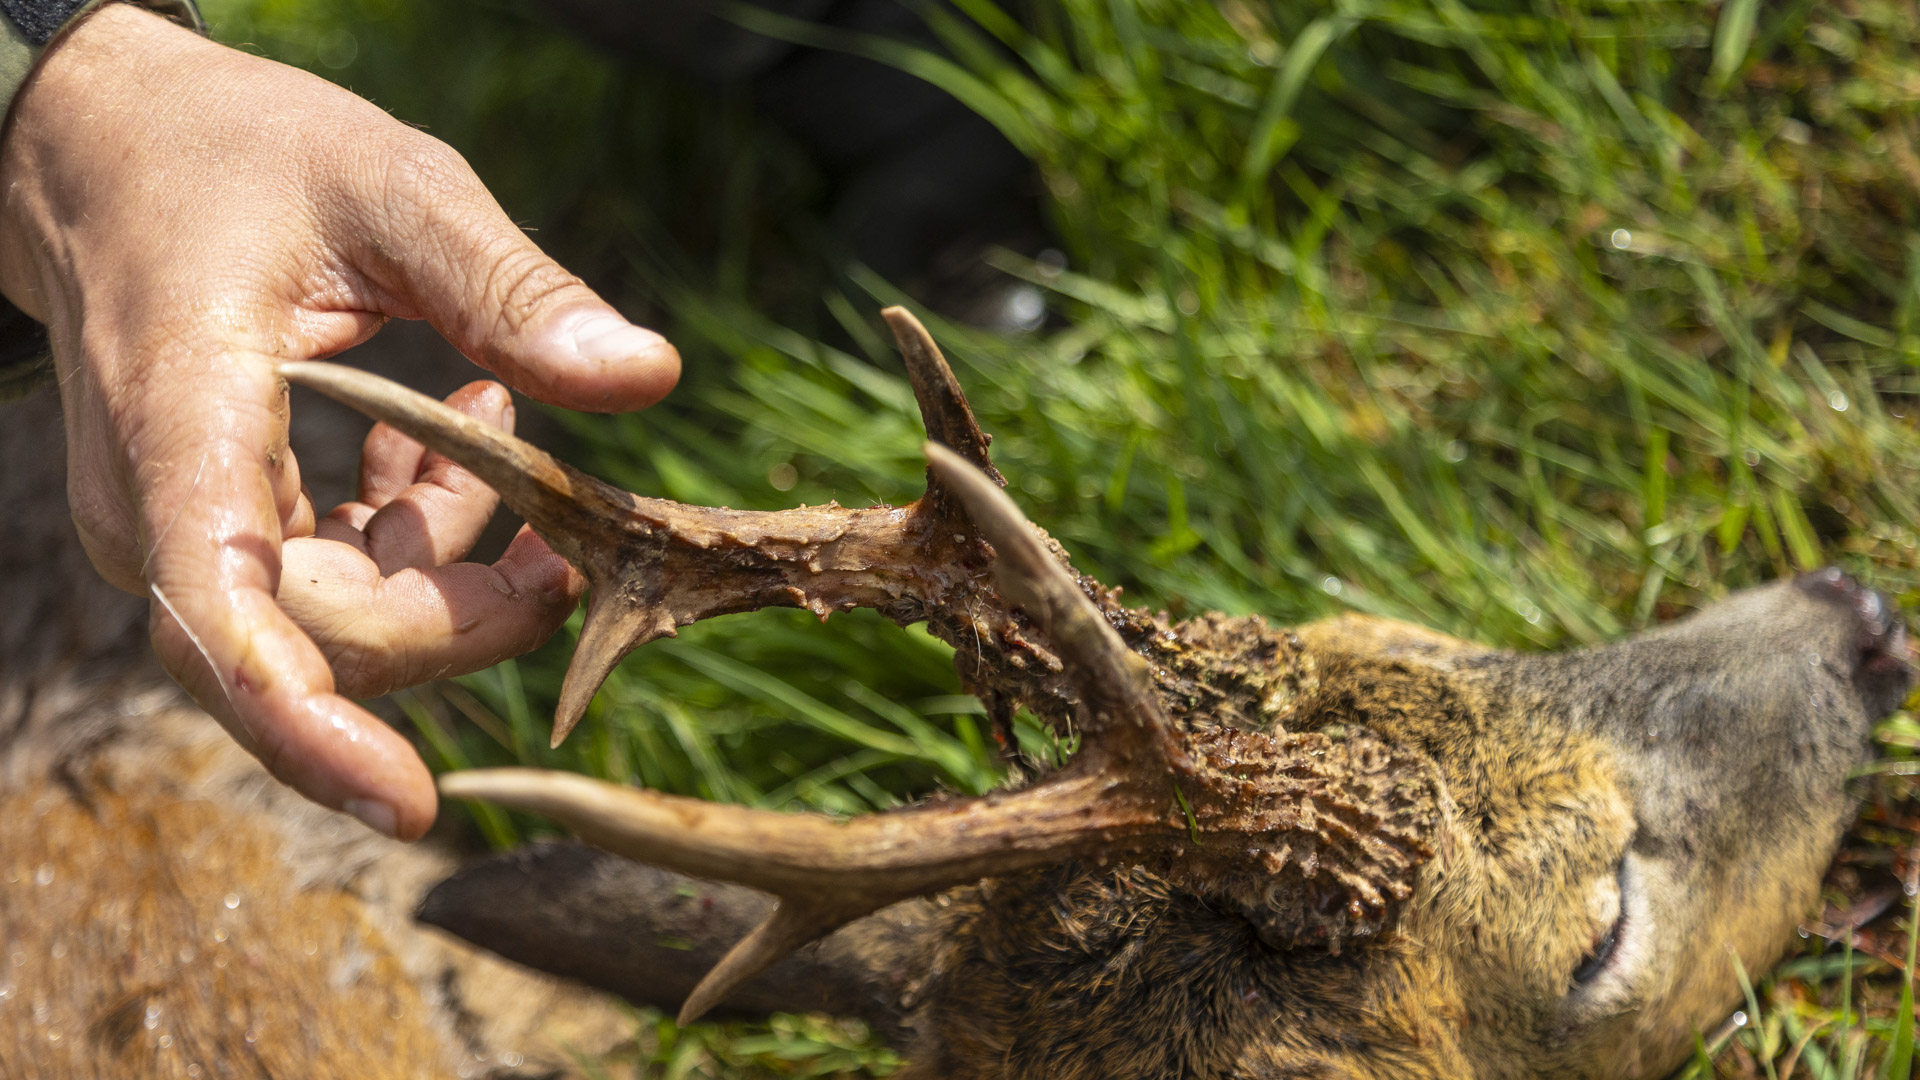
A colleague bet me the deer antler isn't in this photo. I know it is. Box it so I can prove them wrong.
[282,310,1050,747]
[283,309,1442,1023]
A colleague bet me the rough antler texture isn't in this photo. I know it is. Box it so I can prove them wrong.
[283,309,1442,1022]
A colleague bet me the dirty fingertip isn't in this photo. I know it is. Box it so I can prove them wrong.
[545,308,681,411]
[350,779,436,843]
[445,379,514,429]
[344,797,401,839]
[288,694,439,842]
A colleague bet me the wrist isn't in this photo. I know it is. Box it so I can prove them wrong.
[0,2,210,319]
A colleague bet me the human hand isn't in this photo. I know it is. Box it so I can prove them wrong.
[0,4,680,840]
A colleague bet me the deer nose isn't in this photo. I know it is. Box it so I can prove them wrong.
[1796,567,1914,715]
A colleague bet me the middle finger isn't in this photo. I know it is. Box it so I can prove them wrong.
[347,379,513,573]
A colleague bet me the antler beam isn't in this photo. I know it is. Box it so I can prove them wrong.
[283,310,1051,746]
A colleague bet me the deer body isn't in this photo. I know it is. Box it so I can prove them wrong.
[2,308,1903,1078]
[323,312,1906,1080]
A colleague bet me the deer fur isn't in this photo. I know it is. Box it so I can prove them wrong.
[903,592,1891,1078]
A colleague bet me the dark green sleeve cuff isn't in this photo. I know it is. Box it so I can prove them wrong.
[0,1,202,122]
[0,0,203,400]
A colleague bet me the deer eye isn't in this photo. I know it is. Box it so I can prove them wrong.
[1571,859,1631,989]
[1571,921,1620,985]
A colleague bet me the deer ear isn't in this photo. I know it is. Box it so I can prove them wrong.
[415,842,931,1038]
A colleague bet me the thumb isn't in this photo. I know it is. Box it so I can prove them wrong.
[345,141,680,412]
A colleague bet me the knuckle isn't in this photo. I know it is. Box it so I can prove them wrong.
[331,658,390,699]
[309,593,427,697]
[374,132,588,360]
[475,247,583,345]
[376,137,490,269]
[381,136,479,222]
[329,636,401,698]
[423,457,496,504]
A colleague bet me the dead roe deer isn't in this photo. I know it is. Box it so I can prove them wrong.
[3,310,1908,1078]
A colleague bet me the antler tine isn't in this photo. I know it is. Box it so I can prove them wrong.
[439,758,1170,1023]
[924,442,1188,768]
[277,361,633,560]
[679,901,840,1025]
[554,593,667,747]
[881,306,1003,486]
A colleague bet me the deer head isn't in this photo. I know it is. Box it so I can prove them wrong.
[285,311,1912,1079]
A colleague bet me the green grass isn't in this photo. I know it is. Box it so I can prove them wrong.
[206,0,1920,1075]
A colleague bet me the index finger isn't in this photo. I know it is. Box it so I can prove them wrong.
[133,368,436,839]
[335,136,680,413]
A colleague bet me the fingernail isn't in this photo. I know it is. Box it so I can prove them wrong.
[499,401,516,434]
[343,797,399,838]
[571,312,668,367]
[482,384,511,424]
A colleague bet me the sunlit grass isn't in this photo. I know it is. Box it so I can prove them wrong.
[206,0,1920,1074]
